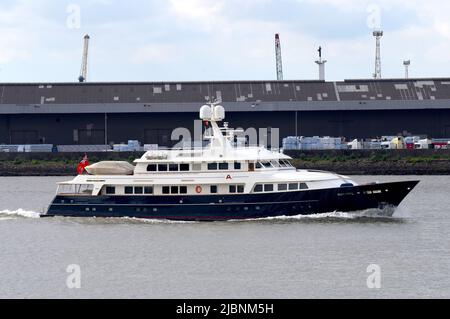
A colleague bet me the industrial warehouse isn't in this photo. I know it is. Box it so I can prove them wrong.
[0,78,450,150]
[1,30,450,151]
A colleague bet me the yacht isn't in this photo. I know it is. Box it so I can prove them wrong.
[44,103,419,221]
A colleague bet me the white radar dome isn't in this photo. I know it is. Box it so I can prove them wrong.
[213,105,225,121]
[199,105,212,120]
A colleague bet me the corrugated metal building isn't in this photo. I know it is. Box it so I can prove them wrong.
[1,78,450,146]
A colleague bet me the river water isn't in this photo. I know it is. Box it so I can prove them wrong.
[0,176,449,299]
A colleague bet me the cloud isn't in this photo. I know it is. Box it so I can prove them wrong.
[131,44,179,64]
[0,0,449,82]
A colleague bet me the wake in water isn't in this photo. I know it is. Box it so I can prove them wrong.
[0,207,402,224]
[232,206,402,223]
[0,209,41,219]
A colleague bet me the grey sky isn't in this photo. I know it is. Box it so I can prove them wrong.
[0,0,449,82]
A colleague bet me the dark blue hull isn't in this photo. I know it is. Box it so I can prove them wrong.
[44,181,419,221]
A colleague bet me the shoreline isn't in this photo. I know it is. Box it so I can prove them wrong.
[1,150,450,176]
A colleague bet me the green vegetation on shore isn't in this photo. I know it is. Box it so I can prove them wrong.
[1,150,450,176]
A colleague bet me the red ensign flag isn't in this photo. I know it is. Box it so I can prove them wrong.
[77,154,90,175]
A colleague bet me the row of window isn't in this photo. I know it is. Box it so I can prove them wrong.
[207,162,242,171]
[146,160,293,172]
[162,186,188,195]
[254,182,308,193]
[147,163,190,172]
[105,183,306,195]
[104,184,244,195]
[255,160,293,169]
[106,186,154,195]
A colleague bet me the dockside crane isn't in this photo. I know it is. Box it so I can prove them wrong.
[78,34,90,83]
[275,34,283,81]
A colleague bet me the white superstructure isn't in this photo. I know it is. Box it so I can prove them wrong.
[56,102,357,198]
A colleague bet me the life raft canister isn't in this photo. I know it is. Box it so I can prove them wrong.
[195,186,203,193]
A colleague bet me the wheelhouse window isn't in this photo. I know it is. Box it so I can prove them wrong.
[271,160,281,167]
[256,162,263,169]
[169,164,179,172]
[106,186,115,195]
[147,164,157,172]
[262,162,273,169]
[281,160,293,167]
[289,183,299,190]
[264,184,274,192]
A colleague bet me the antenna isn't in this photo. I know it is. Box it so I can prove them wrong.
[403,60,411,79]
[79,34,90,83]
[275,34,283,81]
[315,46,327,81]
[372,30,383,79]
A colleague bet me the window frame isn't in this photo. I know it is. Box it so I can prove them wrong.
[171,186,179,194]
[105,186,116,195]
[180,164,190,172]
[208,162,218,170]
[125,186,134,194]
[158,164,168,172]
[254,184,263,193]
[162,186,170,194]
[300,183,309,190]
[144,186,154,194]
[179,186,188,194]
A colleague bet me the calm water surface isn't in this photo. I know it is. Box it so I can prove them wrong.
[0,176,449,298]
